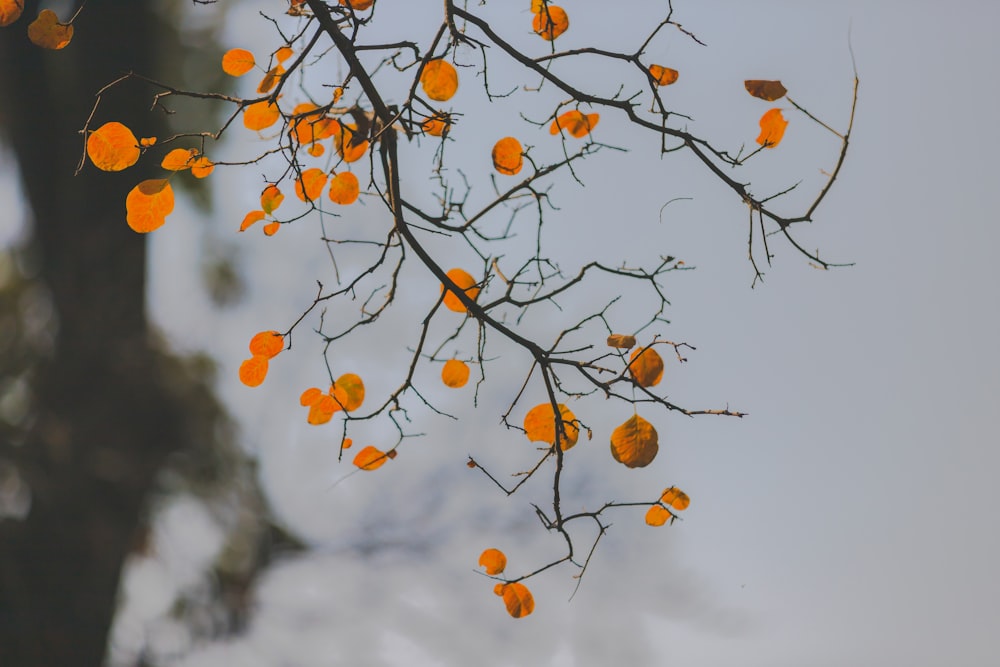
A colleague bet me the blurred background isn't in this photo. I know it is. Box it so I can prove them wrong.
[1,1,998,666]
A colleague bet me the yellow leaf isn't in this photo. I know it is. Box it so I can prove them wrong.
[660,486,690,511]
[606,334,636,350]
[648,64,679,87]
[610,414,658,468]
[0,0,24,27]
[331,373,365,411]
[222,48,255,76]
[440,268,480,313]
[239,355,269,387]
[87,122,140,172]
[248,330,283,358]
[353,445,389,471]
[756,108,788,148]
[125,179,174,233]
[478,548,506,575]
[420,59,459,102]
[441,359,470,388]
[645,504,671,527]
[499,582,535,618]
[532,5,568,40]
[628,346,664,387]
[260,185,284,214]
[745,80,787,102]
[492,137,523,176]
[27,10,73,50]
[524,402,579,451]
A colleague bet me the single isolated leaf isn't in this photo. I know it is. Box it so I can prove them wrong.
[492,137,523,176]
[126,179,174,233]
[161,148,198,171]
[248,330,283,358]
[420,59,459,102]
[441,359,470,388]
[222,48,255,76]
[660,486,690,511]
[239,210,266,232]
[607,334,637,350]
[756,108,788,148]
[648,64,679,87]
[610,414,659,468]
[549,110,599,138]
[257,65,285,94]
[87,122,140,172]
[340,0,375,9]
[628,346,664,387]
[440,268,480,313]
[262,221,281,236]
[243,100,280,131]
[745,79,787,102]
[532,5,568,40]
[28,9,73,50]
[260,184,284,214]
[478,548,507,575]
[294,167,328,202]
[331,373,365,411]
[0,0,24,27]
[499,582,535,618]
[342,438,353,449]
[353,445,389,471]
[524,402,579,451]
[190,155,214,179]
[328,171,360,205]
[239,355,269,387]
[645,504,672,527]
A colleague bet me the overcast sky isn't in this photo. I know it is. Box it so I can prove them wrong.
[80,1,1000,665]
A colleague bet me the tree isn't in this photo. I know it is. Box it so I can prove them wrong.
[0,0,856,660]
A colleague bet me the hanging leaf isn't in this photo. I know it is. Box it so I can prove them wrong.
[353,445,389,471]
[660,486,690,511]
[549,110,599,138]
[222,48,255,76]
[257,65,285,94]
[422,113,450,137]
[161,148,198,171]
[610,414,659,468]
[478,548,507,575]
[492,137,523,176]
[330,373,365,411]
[190,156,214,178]
[27,10,73,50]
[328,171,360,205]
[239,210,266,232]
[648,64,679,87]
[243,101,281,131]
[441,359,470,388]
[499,582,535,618]
[606,334,636,350]
[274,46,293,63]
[756,108,788,148]
[334,124,368,163]
[262,221,281,236]
[300,387,323,407]
[87,122,140,172]
[440,268,480,313]
[260,185,284,214]
[239,355,269,387]
[628,346,664,387]
[0,0,24,27]
[524,402,579,451]
[532,5,568,40]
[248,330,284,358]
[294,167,328,202]
[420,59,459,102]
[125,179,174,233]
[645,505,672,527]
[744,80,787,101]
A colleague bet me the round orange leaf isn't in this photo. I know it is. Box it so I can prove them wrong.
[328,171,360,205]
[524,402,579,451]
[239,355,269,387]
[648,64,679,87]
[331,373,365,412]
[440,268,480,313]
[645,505,671,527]
[492,137,523,176]
[161,148,198,171]
[353,445,388,471]
[628,346,664,387]
[274,46,293,63]
[610,414,659,468]
[294,167,328,202]
[441,359,470,388]
[125,179,174,233]
[249,330,284,358]
[300,387,323,407]
[478,548,507,575]
[422,114,450,137]
[261,185,284,214]
[0,1,24,27]
[420,59,459,102]
[549,110,599,138]
[222,48,255,76]
[756,108,788,148]
[660,487,690,511]
[307,395,339,425]
[28,10,73,50]
[190,156,214,179]
[87,122,140,172]
[262,221,281,236]
[500,582,535,618]
[243,101,281,131]
[532,5,568,40]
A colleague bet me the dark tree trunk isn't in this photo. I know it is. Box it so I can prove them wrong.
[0,2,182,665]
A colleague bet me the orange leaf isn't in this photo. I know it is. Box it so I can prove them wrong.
[87,122,140,172]
[441,359,470,388]
[420,59,458,102]
[756,108,788,148]
[161,148,198,171]
[28,9,73,50]
[274,46,293,63]
[660,486,690,511]
[606,334,636,350]
[340,0,375,9]
[240,210,266,232]
[331,373,365,411]
[139,137,157,147]
[249,330,283,358]
[260,185,284,214]
[499,582,535,618]
[610,414,658,468]
[353,445,388,471]
[300,387,323,407]
[491,137,523,176]
[294,167,328,202]
[222,48,255,76]
[263,221,281,236]
[524,402,579,451]
[243,101,280,131]
[334,125,368,163]
[126,179,174,233]
[440,268,480,313]
[745,80,787,102]
[328,171,360,205]
[478,548,507,575]
[307,395,339,425]
[549,110,599,138]
[422,113,450,137]
[257,65,285,94]
[239,355,269,387]
[0,0,24,27]
[532,5,568,41]
[648,64,679,87]
[190,156,214,179]
[628,346,664,387]
[342,437,353,449]
[645,505,671,527]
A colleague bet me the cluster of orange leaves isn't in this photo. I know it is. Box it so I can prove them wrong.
[238,331,285,387]
[746,79,789,147]
[478,548,535,618]
[645,486,690,526]
[298,373,365,424]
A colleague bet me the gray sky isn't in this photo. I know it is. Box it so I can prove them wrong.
[92,1,1000,665]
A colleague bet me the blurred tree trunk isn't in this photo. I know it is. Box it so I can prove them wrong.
[0,2,182,665]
